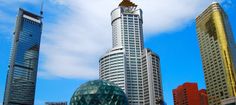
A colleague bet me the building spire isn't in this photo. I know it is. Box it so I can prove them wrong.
[119,0,137,7]
[40,0,44,16]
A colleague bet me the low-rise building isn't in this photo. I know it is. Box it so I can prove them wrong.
[45,102,67,105]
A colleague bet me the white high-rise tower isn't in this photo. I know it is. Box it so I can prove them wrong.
[99,0,163,105]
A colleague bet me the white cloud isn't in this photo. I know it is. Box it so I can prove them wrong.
[0,0,39,5]
[40,0,225,79]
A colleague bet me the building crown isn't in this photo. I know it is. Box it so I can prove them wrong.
[119,0,137,7]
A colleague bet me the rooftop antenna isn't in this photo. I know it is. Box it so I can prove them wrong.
[40,0,44,16]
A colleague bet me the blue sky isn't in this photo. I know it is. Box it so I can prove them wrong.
[0,0,235,105]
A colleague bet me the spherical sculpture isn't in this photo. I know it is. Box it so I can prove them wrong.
[70,80,128,105]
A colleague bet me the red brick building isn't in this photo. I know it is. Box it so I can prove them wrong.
[199,89,208,105]
[173,83,208,105]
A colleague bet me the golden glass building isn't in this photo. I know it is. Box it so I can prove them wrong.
[196,2,236,105]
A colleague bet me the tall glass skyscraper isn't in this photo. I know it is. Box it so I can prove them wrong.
[3,8,43,105]
[196,2,236,105]
[99,0,163,105]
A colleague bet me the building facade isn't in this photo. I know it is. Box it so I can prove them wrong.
[173,83,208,105]
[100,0,143,104]
[99,47,126,91]
[99,0,163,105]
[196,2,236,105]
[221,97,236,105]
[3,8,43,105]
[142,49,163,105]
[199,89,209,105]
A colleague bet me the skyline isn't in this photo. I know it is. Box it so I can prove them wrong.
[99,0,164,104]
[0,0,236,105]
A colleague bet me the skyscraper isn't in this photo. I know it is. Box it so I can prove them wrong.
[99,0,163,105]
[173,83,209,105]
[196,2,236,105]
[142,49,163,105]
[3,8,43,105]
